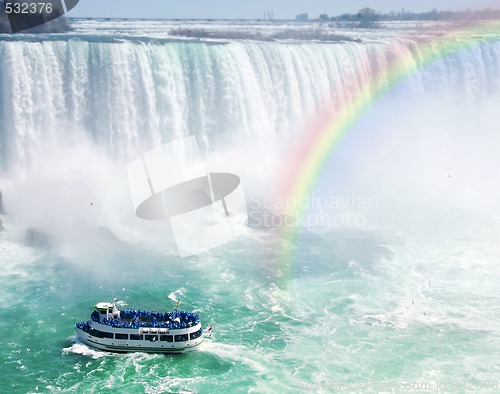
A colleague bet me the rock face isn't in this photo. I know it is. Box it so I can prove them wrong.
[0,217,4,232]
[25,228,53,249]
[0,190,4,214]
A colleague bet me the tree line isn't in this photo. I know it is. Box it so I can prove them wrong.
[331,7,500,27]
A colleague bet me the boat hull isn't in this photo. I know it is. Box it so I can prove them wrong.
[76,322,204,354]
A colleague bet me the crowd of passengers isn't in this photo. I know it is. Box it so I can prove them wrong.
[90,309,200,329]
[76,321,91,331]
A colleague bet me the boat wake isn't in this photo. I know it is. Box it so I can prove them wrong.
[63,340,111,360]
[199,340,307,391]
[200,340,270,374]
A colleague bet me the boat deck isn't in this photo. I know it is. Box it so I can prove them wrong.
[88,309,200,330]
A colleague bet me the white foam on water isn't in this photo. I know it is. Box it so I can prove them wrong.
[62,342,110,360]
[168,288,186,302]
[144,377,201,394]
[0,239,42,270]
[200,340,308,391]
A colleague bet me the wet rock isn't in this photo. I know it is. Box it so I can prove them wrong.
[0,190,4,214]
[25,228,53,249]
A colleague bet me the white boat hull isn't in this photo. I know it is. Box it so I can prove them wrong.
[76,322,204,354]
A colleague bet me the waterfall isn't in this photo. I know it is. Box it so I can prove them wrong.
[1,35,499,172]
[1,26,499,239]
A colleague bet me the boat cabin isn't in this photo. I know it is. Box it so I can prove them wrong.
[94,301,120,321]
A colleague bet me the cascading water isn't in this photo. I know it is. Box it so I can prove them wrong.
[1,31,499,237]
[1,29,499,170]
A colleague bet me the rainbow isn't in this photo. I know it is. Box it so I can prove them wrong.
[276,19,500,285]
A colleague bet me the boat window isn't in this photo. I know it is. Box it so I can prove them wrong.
[174,334,188,342]
[145,335,158,342]
[190,329,203,340]
[160,335,173,342]
[130,334,143,340]
[88,328,113,339]
[115,333,128,340]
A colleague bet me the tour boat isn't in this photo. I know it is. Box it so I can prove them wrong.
[75,299,203,353]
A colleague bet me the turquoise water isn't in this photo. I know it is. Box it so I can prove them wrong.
[1,19,500,393]
[1,225,499,393]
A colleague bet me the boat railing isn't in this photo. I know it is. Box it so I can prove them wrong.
[78,310,200,330]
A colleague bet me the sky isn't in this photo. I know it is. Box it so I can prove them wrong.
[68,0,500,20]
